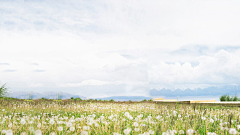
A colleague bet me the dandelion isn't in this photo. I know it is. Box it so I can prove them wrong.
[229,128,238,134]
[186,129,194,135]
[37,123,41,128]
[49,132,57,135]
[66,122,72,127]
[49,119,55,125]
[133,122,138,127]
[134,128,140,132]
[20,132,27,135]
[209,119,214,123]
[83,126,90,130]
[149,130,154,134]
[125,112,130,117]
[58,126,63,131]
[20,119,26,125]
[70,126,75,131]
[6,130,13,135]
[80,131,88,135]
[237,125,240,130]
[123,128,131,135]
[35,130,42,135]
[202,117,206,120]
[162,132,169,135]
[8,123,12,128]
[94,123,99,127]
[179,130,184,134]
[29,126,34,132]
[1,130,7,134]
[142,132,150,135]
[113,133,122,135]
[207,132,217,135]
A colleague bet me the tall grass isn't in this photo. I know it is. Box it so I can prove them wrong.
[0,99,239,134]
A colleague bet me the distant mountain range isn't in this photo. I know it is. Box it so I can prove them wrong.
[5,91,87,100]
[150,85,240,97]
[96,96,152,101]
[5,91,152,101]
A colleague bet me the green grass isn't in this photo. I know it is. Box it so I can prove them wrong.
[0,99,239,135]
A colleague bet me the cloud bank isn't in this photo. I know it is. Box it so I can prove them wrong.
[0,0,240,97]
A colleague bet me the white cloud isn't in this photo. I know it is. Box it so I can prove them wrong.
[59,80,111,87]
[149,49,240,90]
[1,0,240,97]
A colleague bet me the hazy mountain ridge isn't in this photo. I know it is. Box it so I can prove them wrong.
[6,91,87,100]
[97,96,152,101]
[150,85,240,97]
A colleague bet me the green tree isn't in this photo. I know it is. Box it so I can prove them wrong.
[0,83,8,98]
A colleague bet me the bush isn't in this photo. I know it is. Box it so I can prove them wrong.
[75,98,82,101]
[109,99,114,102]
[142,99,147,101]
[88,99,94,101]
[148,99,153,101]
[0,83,8,98]
[220,95,227,101]
[71,97,74,100]
[220,95,240,101]
[233,95,238,101]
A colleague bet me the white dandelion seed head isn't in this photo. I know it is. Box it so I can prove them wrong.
[80,131,88,135]
[186,129,194,134]
[179,130,184,134]
[70,126,75,131]
[58,126,63,131]
[35,130,42,135]
[83,126,90,130]
[20,132,27,135]
[49,132,57,135]
[66,122,72,127]
[123,128,131,135]
[229,128,238,134]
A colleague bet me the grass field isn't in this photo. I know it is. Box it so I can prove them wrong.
[0,99,239,135]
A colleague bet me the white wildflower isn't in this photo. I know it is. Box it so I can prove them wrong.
[1,130,6,134]
[149,130,154,134]
[58,126,63,131]
[8,123,12,128]
[83,126,90,130]
[209,119,214,123]
[133,122,138,127]
[6,129,13,135]
[49,132,57,135]
[66,122,72,127]
[229,128,238,134]
[123,128,131,135]
[134,128,140,132]
[70,126,75,131]
[20,132,27,135]
[186,129,194,135]
[179,130,184,134]
[80,131,88,135]
[35,130,42,135]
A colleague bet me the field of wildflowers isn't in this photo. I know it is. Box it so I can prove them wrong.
[0,99,240,135]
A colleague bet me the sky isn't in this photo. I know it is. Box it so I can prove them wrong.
[0,0,240,98]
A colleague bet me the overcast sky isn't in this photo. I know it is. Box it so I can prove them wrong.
[0,0,240,98]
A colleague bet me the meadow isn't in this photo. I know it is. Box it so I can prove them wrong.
[0,99,239,135]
